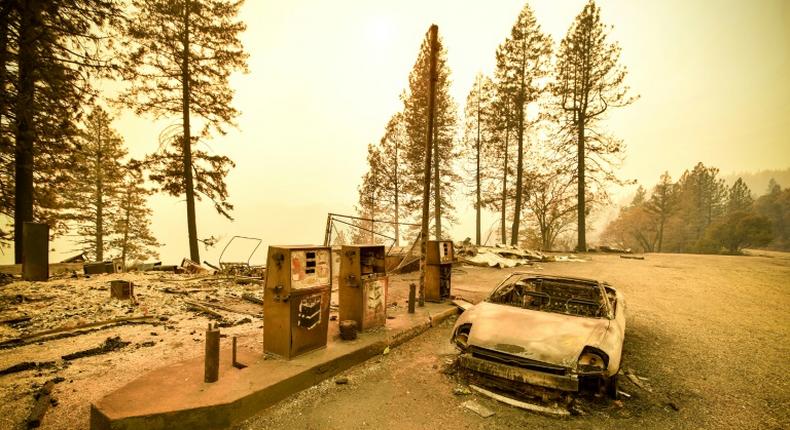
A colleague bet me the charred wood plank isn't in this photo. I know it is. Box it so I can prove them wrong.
[241,293,264,305]
[26,380,55,428]
[0,316,158,350]
[184,300,223,319]
[0,361,55,376]
[61,336,130,361]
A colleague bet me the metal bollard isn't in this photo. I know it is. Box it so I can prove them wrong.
[408,283,416,314]
[204,323,220,383]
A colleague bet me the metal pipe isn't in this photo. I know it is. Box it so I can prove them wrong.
[204,323,220,383]
[408,283,416,314]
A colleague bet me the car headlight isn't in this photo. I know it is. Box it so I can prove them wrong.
[577,347,609,373]
[453,324,472,351]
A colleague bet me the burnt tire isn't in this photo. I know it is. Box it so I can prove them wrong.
[607,374,619,399]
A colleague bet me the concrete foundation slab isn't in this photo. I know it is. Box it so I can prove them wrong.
[90,302,458,430]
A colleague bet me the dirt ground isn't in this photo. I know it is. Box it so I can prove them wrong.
[0,251,787,429]
[237,251,790,430]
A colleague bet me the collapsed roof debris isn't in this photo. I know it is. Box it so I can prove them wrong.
[454,243,585,268]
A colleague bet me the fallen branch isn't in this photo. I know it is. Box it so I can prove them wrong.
[184,300,223,319]
[61,336,130,361]
[0,361,55,377]
[0,316,158,350]
[241,293,264,305]
[469,384,570,417]
[620,255,645,260]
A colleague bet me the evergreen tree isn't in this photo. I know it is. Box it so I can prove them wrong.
[68,106,127,261]
[463,73,495,245]
[110,164,161,268]
[401,28,459,239]
[481,81,516,244]
[644,172,677,252]
[631,185,646,206]
[120,0,249,262]
[354,168,387,244]
[494,2,552,245]
[359,112,409,245]
[1,0,122,260]
[727,177,753,214]
[553,0,636,251]
[754,180,789,249]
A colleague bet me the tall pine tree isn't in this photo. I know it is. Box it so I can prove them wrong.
[401,29,459,239]
[120,0,248,262]
[68,106,127,261]
[727,178,753,215]
[110,164,161,268]
[1,0,122,260]
[553,0,636,251]
[357,112,409,245]
[644,172,677,252]
[493,3,552,245]
[463,73,496,245]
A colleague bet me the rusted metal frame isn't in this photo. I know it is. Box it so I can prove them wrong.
[328,212,420,227]
[459,353,579,392]
[218,235,262,268]
[595,281,614,319]
[330,218,397,243]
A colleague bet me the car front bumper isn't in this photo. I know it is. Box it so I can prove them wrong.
[458,353,580,392]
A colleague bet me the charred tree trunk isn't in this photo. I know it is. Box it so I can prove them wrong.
[394,139,400,247]
[14,0,39,264]
[576,112,586,252]
[95,126,104,261]
[432,122,441,239]
[500,108,509,245]
[475,81,481,246]
[510,41,527,246]
[419,24,438,306]
[0,2,10,144]
[182,0,199,262]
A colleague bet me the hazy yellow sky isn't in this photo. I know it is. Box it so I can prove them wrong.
[12,0,789,266]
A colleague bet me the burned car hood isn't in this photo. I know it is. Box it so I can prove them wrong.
[466,301,610,368]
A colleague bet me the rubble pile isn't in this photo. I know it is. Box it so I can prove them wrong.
[454,243,546,268]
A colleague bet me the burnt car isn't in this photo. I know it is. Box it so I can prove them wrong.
[451,273,625,397]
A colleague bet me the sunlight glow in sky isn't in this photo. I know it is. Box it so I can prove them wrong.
[10,0,787,265]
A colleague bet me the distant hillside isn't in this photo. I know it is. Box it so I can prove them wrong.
[722,168,790,196]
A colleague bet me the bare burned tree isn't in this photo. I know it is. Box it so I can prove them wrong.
[120,0,248,262]
[553,0,636,251]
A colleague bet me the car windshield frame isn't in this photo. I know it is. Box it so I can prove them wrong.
[485,273,614,319]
